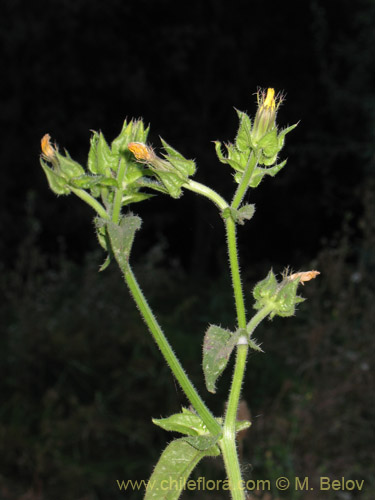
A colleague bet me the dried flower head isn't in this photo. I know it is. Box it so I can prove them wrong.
[128,142,155,162]
[41,134,57,161]
[288,270,320,285]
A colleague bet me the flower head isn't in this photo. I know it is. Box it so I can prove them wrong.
[41,134,57,161]
[287,270,320,285]
[252,88,283,142]
[128,142,155,162]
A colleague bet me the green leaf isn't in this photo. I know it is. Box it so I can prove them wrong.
[235,420,252,433]
[270,278,305,319]
[253,270,278,304]
[68,174,118,190]
[278,123,298,150]
[248,337,264,352]
[121,192,154,206]
[152,408,208,437]
[154,171,184,199]
[203,325,241,393]
[257,128,279,158]
[88,132,100,174]
[236,204,255,225]
[144,438,219,500]
[56,150,85,178]
[40,159,70,195]
[184,434,220,451]
[160,138,196,177]
[123,160,146,185]
[135,176,169,194]
[111,119,149,154]
[235,109,252,152]
[106,214,142,268]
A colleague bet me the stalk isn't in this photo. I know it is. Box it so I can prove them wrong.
[121,263,222,437]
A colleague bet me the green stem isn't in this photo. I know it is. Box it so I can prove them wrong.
[231,153,258,210]
[112,159,127,223]
[220,344,248,500]
[246,304,274,338]
[122,264,222,437]
[183,179,229,211]
[70,187,109,219]
[225,217,247,329]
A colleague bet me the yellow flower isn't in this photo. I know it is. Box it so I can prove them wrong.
[128,142,155,162]
[252,87,283,141]
[262,88,276,111]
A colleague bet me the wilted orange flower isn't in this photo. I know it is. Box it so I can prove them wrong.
[128,142,155,162]
[288,270,320,285]
[41,134,56,160]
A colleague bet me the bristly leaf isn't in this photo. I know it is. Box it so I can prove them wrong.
[203,325,241,393]
[106,214,142,268]
[152,408,208,437]
[235,109,252,152]
[236,204,255,225]
[184,434,220,452]
[160,138,196,177]
[144,438,219,500]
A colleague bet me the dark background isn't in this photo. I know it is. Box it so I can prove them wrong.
[0,1,374,499]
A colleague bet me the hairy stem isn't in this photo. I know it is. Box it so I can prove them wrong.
[183,179,229,211]
[231,153,258,210]
[112,159,127,223]
[70,187,109,220]
[225,217,247,329]
[122,263,222,437]
[220,345,248,500]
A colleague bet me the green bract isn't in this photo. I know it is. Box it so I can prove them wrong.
[253,270,305,319]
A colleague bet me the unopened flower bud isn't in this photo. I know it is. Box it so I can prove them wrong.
[252,88,282,142]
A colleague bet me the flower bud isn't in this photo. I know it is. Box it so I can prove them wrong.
[252,88,282,142]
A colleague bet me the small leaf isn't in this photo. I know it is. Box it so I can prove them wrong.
[144,438,219,500]
[106,214,142,268]
[236,204,255,225]
[235,420,252,432]
[235,109,252,152]
[278,123,298,150]
[248,337,264,352]
[184,434,220,451]
[257,128,279,158]
[253,270,278,302]
[160,138,196,177]
[152,408,208,437]
[121,192,154,206]
[154,171,184,199]
[203,325,241,393]
[40,159,70,195]
[99,254,111,272]
[68,174,118,190]
[56,150,85,178]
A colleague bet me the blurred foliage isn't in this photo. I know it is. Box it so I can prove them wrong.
[1,178,374,499]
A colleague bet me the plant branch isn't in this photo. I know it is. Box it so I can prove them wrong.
[231,153,258,210]
[70,187,109,220]
[183,179,229,211]
[122,263,222,437]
